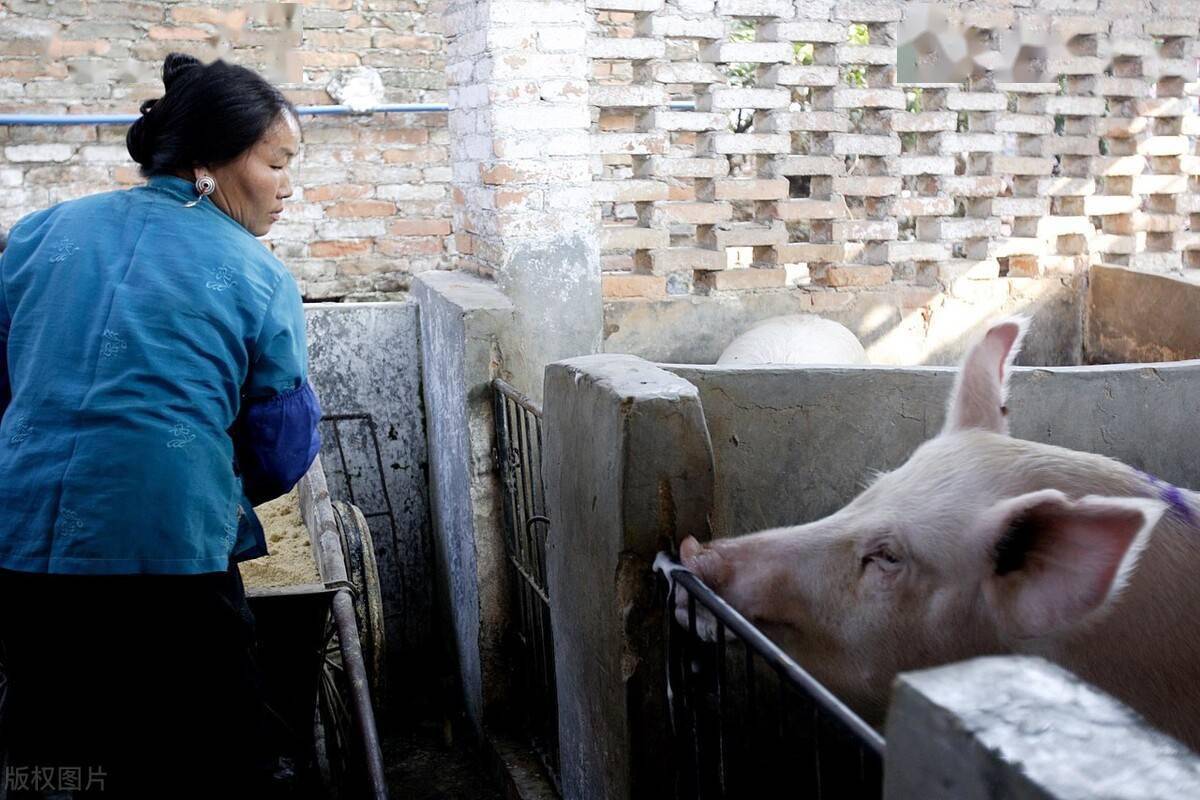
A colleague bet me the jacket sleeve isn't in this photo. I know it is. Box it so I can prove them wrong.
[233,276,321,505]
[0,243,11,420]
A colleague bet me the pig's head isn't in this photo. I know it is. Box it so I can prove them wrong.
[680,318,1165,723]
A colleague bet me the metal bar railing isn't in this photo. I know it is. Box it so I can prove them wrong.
[0,100,698,126]
[492,378,560,792]
[655,552,884,799]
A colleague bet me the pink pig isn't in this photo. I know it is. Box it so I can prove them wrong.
[680,318,1200,750]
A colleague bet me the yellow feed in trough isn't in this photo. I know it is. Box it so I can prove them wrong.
[240,488,322,589]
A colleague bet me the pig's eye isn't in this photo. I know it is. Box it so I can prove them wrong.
[862,547,903,573]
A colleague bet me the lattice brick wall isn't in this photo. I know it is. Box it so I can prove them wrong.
[588,0,1200,302]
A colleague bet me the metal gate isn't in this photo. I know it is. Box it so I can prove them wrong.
[656,554,884,798]
[492,379,559,790]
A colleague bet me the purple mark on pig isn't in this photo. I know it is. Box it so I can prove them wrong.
[1138,471,1195,526]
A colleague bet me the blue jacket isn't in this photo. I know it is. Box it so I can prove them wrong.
[0,176,321,575]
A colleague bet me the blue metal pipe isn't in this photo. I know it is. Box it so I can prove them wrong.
[0,100,697,126]
[0,103,452,126]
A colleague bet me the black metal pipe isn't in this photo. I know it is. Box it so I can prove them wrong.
[654,555,886,758]
[331,588,389,799]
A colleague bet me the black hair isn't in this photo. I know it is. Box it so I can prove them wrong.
[126,53,299,177]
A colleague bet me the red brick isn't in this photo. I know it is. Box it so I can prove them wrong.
[376,237,444,256]
[171,6,246,26]
[309,240,373,258]
[382,146,446,164]
[361,128,429,146]
[300,51,360,68]
[1006,255,1043,277]
[48,39,111,58]
[480,164,520,185]
[372,32,440,50]
[326,201,397,218]
[148,26,210,41]
[0,60,58,80]
[813,265,893,288]
[602,274,667,300]
[495,189,535,209]
[113,166,143,185]
[304,184,370,202]
[599,111,637,132]
[300,0,354,10]
[283,89,330,105]
[304,30,371,49]
[697,269,787,292]
[390,219,452,237]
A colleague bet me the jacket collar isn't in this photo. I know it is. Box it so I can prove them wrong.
[147,175,204,204]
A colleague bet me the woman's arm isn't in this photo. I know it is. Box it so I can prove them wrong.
[1,239,11,420]
[233,275,321,505]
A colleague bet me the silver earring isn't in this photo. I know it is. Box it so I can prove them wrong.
[184,176,216,208]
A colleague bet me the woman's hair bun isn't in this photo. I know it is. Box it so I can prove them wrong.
[162,53,202,91]
[126,114,154,167]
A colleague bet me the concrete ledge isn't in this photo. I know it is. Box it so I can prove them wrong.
[668,360,1200,536]
[885,656,1200,799]
[544,354,715,800]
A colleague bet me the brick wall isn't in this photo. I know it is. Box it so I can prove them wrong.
[0,0,450,300]
[588,0,1200,305]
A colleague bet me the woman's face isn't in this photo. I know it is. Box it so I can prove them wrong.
[202,112,299,237]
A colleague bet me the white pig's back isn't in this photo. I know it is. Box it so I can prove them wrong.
[717,314,868,366]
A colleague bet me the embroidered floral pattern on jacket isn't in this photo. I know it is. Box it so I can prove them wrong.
[167,423,196,449]
[56,508,84,538]
[9,416,33,445]
[205,265,236,292]
[48,237,79,264]
[100,329,127,357]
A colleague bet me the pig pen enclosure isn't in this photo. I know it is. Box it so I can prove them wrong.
[540,265,1200,799]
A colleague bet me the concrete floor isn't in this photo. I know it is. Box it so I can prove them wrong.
[383,725,504,800]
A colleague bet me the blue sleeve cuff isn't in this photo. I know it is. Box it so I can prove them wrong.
[234,381,322,505]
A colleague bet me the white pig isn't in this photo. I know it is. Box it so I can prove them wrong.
[717,314,868,366]
[680,318,1200,750]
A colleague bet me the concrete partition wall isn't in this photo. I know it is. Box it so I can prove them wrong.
[412,271,516,734]
[1089,266,1200,364]
[543,355,715,800]
[606,276,1085,368]
[885,656,1200,800]
[667,361,1200,538]
[304,301,432,709]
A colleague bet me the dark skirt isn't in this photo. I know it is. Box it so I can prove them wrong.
[0,565,272,798]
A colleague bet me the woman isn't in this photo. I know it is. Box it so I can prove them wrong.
[0,54,321,796]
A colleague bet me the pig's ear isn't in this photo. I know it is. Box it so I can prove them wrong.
[980,490,1164,640]
[943,317,1027,435]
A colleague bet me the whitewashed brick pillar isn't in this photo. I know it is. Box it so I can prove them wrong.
[1041,16,1106,275]
[1133,23,1194,272]
[446,0,602,400]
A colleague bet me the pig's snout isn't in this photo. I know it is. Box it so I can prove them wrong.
[674,537,734,642]
[680,536,729,590]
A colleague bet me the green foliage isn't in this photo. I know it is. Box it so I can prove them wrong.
[730,19,755,42]
[906,87,923,113]
[844,24,870,87]
[794,42,814,65]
